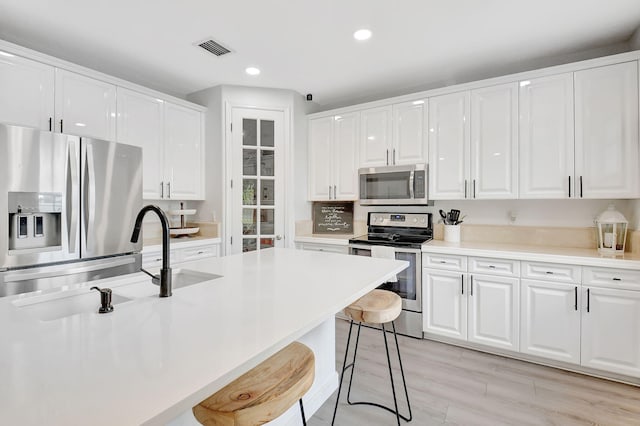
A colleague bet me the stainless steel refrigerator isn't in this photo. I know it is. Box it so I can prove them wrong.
[0,123,143,296]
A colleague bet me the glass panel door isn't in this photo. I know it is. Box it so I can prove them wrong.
[231,108,284,254]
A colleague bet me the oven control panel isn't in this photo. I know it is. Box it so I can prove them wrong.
[369,212,431,228]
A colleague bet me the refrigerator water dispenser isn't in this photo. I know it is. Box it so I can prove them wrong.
[8,192,62,251]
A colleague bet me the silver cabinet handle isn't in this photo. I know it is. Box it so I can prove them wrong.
[464,180,468,198]
[160,181,164,199]
[334,185,337,199]
[393,148,396,165]
[167,182,171,199]
[473,179,476,198]
[470,275,474,296]
[329,185,332,200]
[386,149,389,165]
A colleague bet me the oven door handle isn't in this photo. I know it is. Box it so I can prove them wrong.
[348,244,422,255]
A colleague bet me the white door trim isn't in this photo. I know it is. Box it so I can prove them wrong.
[223,102,292,256]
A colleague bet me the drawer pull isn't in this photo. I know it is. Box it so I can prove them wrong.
[612,277,621,281]
[155,258,161,262]
[439,260,447,264]
[488,265,495,269]
[546,271,554,275]
[197,251,204,255]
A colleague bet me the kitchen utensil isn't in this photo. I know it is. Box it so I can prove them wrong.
[439,210,447,223]
[451,209,461,223]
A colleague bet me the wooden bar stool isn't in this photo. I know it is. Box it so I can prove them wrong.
[332,289,412,426]
[193,341,315,426]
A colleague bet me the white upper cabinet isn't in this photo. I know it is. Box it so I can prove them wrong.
[55,69,116,140]
[360,106,392,167]
[308,113,359,201]
[116,88,165,200]
[163,102,204,200]
[333,113,360,199]
[392,100,427,165]
[467,274,519,351]
[519,73,575,199]
[308,116,333,200]
[428,91,470,200]
[574,61,639,199]
[0,53,54,131]
[471,83,518,199]
[520,279,580,364]
[581,286,640,378]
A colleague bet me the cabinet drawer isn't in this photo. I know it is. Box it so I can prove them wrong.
[583,267,640,290]
[181,244,219,262]
[301,243,349,254]
[521,261,581,284]
[469,257,519,277]
[142,250,177,268]
[423,253,467,272]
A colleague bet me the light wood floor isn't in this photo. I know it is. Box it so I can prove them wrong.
[309,319,640,426]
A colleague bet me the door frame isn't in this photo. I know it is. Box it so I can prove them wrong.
[223,102,293,255]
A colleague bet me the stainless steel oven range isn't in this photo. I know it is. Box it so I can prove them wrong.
[348,212,432,338]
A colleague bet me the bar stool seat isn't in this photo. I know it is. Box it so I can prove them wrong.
[343,289,402,324]
[193,341,315,426]
[333,289,412,426]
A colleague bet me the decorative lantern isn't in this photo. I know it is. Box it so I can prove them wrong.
[595,204,628,256]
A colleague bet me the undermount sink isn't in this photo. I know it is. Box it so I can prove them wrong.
[149,268,222,290]
[12,289,131,322]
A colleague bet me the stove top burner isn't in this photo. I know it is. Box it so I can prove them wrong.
[349,212,433,249]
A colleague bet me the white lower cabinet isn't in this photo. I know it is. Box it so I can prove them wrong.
[423,269,467,340]
[520,279,581,364]
[581,286,640,377]
[423,251,640,380]
[467,274,519,351]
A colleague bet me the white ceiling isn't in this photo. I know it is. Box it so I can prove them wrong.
[1,0,639,107]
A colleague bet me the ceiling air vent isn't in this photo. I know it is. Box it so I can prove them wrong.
[196,38,232,57]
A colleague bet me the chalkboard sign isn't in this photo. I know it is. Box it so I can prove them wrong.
[313,202,354,234]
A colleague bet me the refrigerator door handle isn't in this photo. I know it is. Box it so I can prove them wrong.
[83,143,97,252]
[67,139,79,253]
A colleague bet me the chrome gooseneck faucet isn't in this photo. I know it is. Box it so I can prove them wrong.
[130,205,172,297]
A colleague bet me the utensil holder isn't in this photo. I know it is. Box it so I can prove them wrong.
[444,225,461,243]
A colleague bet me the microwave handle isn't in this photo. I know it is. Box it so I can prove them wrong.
[409,170,415,199]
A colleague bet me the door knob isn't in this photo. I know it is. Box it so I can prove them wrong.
[276,235,282,240]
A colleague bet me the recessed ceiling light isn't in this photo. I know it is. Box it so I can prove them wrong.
[353,29,372,41]
[245,67,261,76]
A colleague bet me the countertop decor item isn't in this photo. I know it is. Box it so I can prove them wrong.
[169,202,199,237]
[595,204,628,256]
[440,209,464,243]
[312,201,354,234]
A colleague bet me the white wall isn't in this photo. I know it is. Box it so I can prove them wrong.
[630,26,640,51]
[353,199,634,228]
[187,85,313,253]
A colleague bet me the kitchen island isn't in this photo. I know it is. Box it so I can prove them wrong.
[0,248,407,425]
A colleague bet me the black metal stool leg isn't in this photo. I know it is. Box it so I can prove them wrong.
[345,322,363,404]
[382,323,401,426]
[391,321,412,422]
[299,398,306,426]
[331,320,356,426]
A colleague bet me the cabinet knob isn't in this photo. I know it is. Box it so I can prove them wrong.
[276,235,283,240]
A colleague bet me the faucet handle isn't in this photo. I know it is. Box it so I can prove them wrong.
[140,267,161,286]
[91,286,114,314]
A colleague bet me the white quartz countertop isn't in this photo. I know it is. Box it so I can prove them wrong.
[422,240,640,269]
[0,248,407,426]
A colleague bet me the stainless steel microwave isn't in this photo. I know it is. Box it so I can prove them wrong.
[359,164,429,205]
